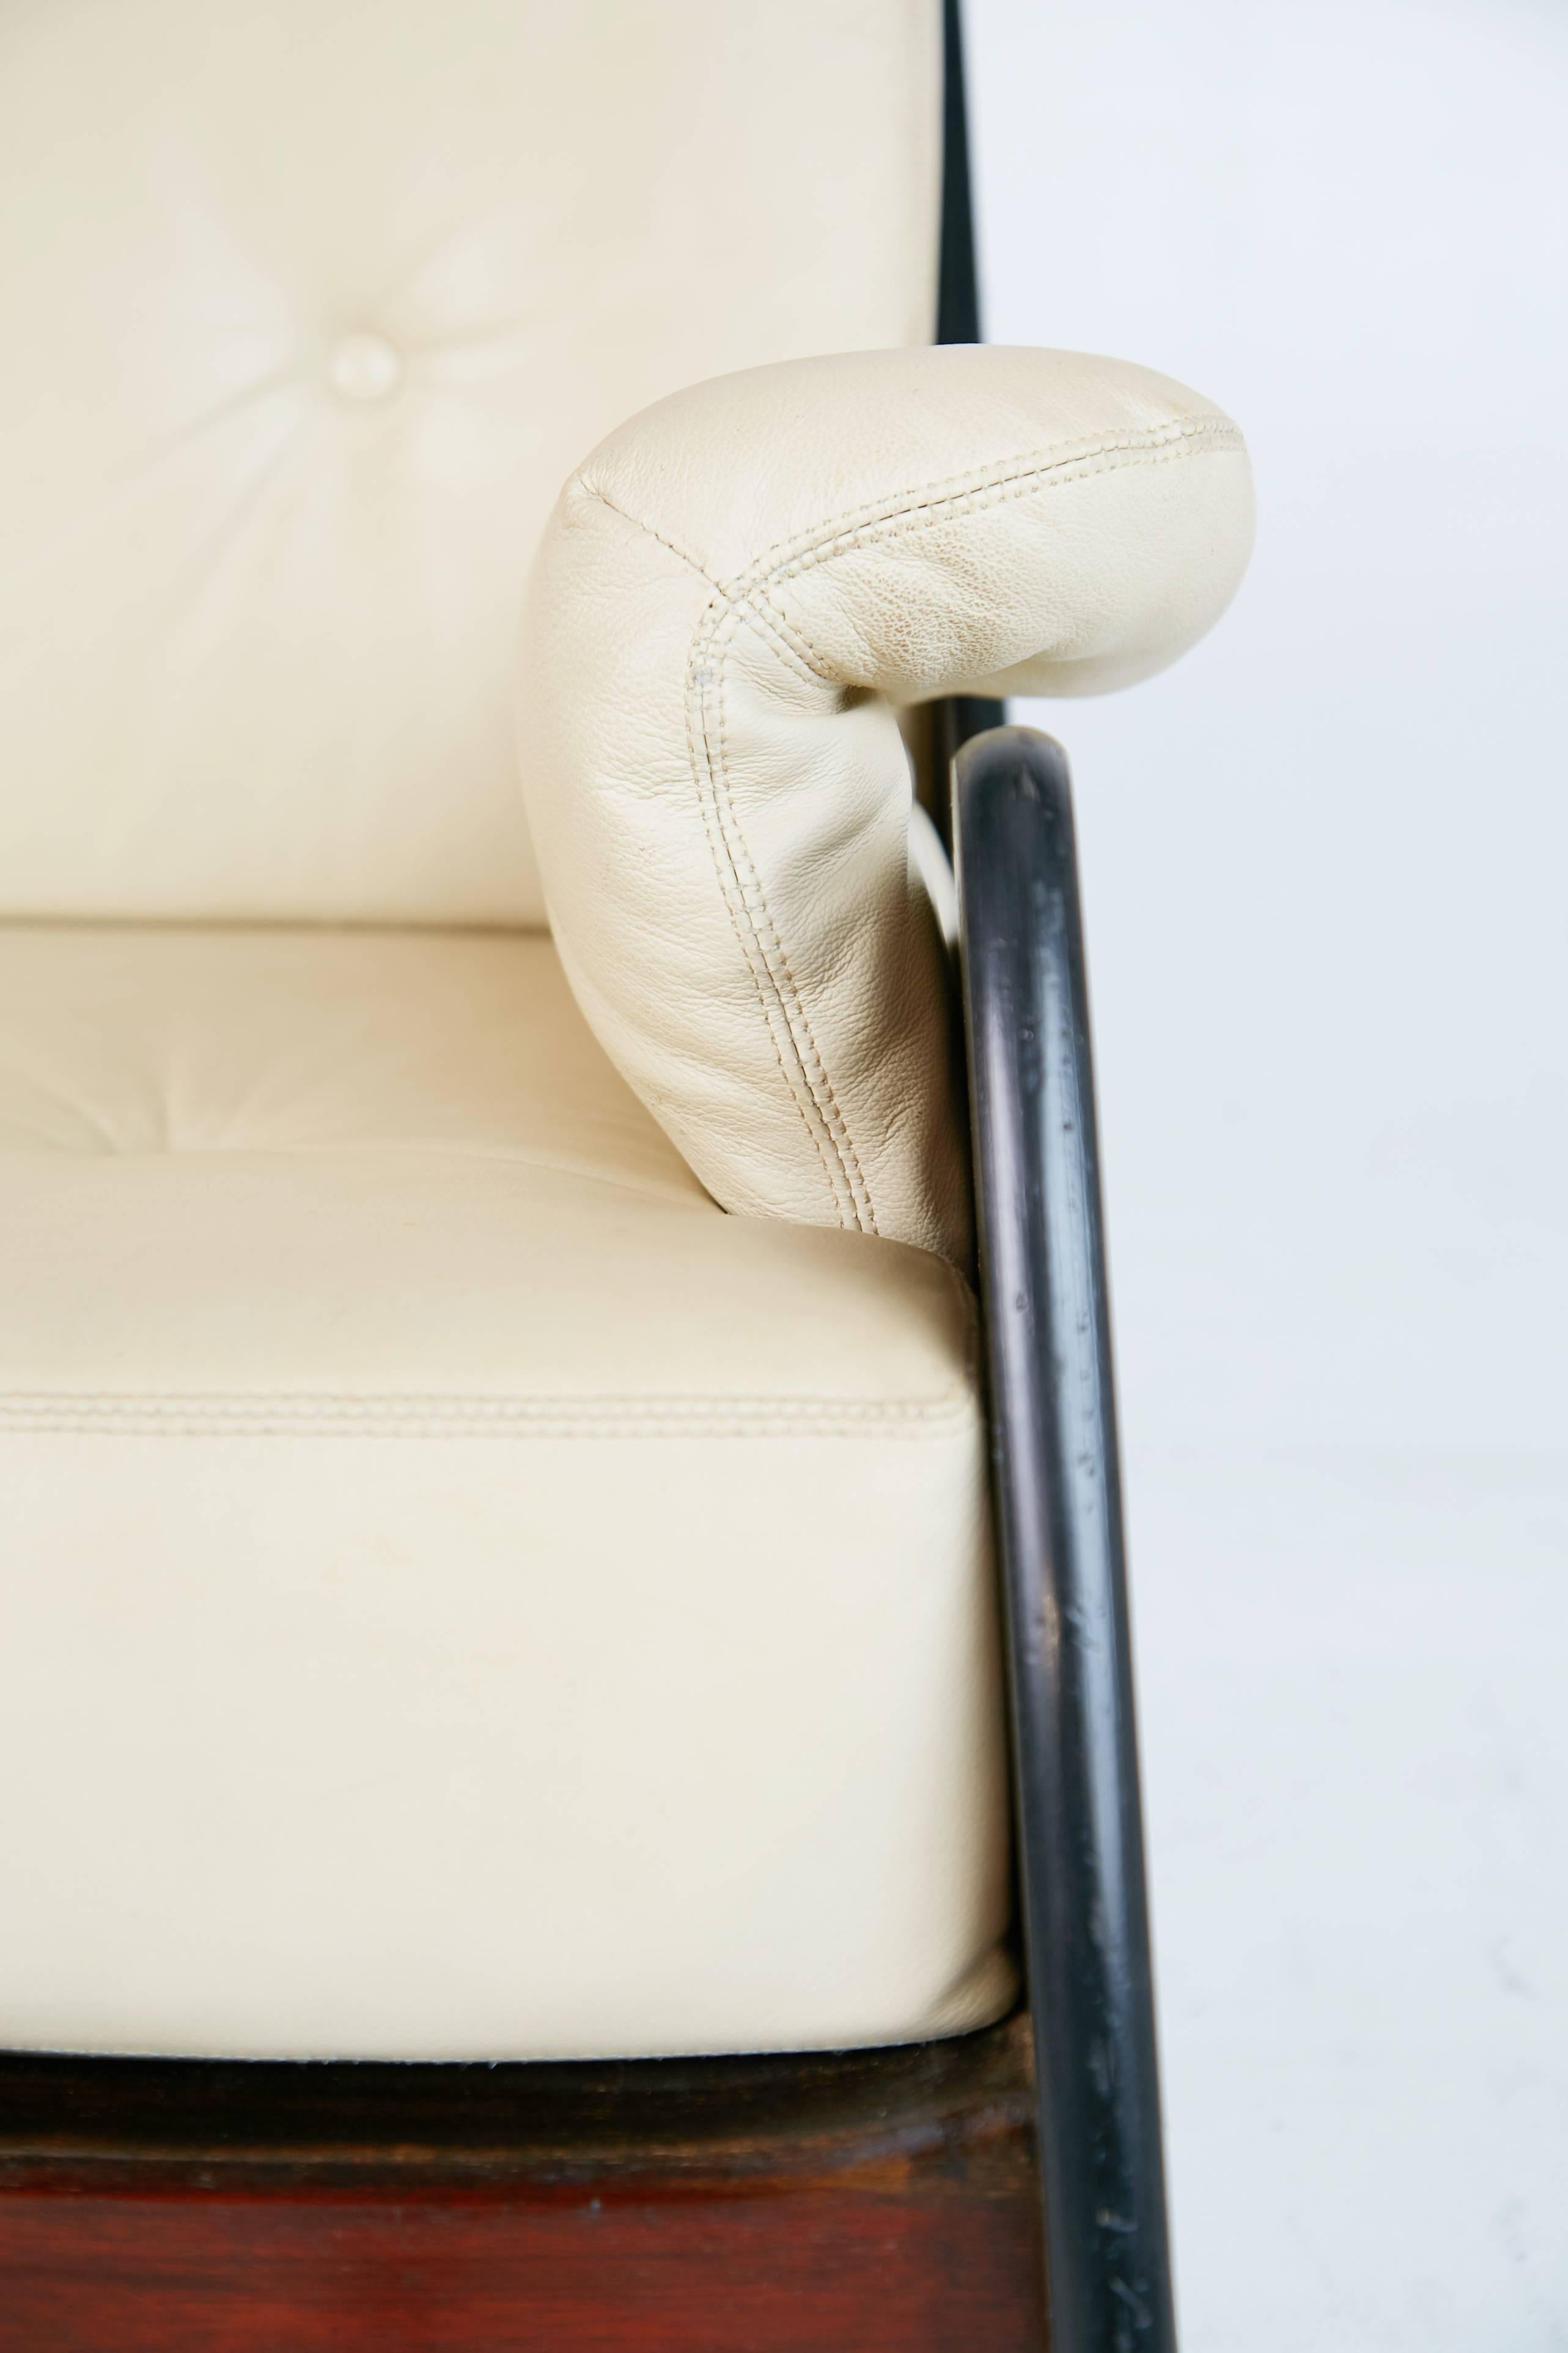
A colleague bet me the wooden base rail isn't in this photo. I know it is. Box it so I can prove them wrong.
[0,2017,1047,2349]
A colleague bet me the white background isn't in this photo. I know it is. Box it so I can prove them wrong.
[967,2,1568,2345]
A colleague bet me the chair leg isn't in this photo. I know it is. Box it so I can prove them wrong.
[955,725,1180,2353]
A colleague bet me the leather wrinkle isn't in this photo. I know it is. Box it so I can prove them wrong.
[15,371,304,586]
[0,1132,718,1197]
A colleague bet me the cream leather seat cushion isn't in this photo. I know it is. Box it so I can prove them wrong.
[0,925,1010,2061]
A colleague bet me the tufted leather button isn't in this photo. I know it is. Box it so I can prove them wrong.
[326,331,403,404]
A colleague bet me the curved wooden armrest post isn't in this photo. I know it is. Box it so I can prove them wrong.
[955,724,1178,2353]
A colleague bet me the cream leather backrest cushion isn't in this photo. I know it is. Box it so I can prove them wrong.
[0,0,938,923]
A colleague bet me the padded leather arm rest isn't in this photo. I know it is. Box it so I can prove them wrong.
[518,346,1253,1262]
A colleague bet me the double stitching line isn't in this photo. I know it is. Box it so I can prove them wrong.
[581,480,855,1224]
[0,1389,976,1439]
[688,593,875,1230]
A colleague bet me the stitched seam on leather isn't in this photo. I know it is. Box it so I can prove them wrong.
[575,481,871,1228]
[731,415,1240,595]
[0,1391,976,1438]
[739,428,1246,685]
[572,477,722,592]
[749,582,839,685]
[756,422,1198,556]
[715,607,875,1228]
[686,602,851,1218]
[573,484,821,692]
[697,597,874,1231]
[575,478,847,1216]
[795,430,1240,576]
[727,598,825,692]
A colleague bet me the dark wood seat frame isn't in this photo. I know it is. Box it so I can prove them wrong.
[0,9,1177,2346]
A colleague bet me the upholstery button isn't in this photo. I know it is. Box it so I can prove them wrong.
[326,332,403,404]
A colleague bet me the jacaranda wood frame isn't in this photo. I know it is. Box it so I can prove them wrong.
[0,2020,1046,2349]
[955,726,1178,2353]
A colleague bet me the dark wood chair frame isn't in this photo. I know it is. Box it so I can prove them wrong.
[0,9,1177,2345]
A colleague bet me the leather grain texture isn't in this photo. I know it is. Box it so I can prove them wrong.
[0,0,939,923]
[520,345,1255,1260]
[0,926,1012,2060]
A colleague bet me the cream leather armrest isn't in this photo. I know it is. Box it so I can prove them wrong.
[518,346,1253,1263]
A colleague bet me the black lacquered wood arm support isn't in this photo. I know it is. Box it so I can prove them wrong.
[954,726,1177,2353]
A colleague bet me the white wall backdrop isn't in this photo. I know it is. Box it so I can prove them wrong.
[966,2,1568,2346]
